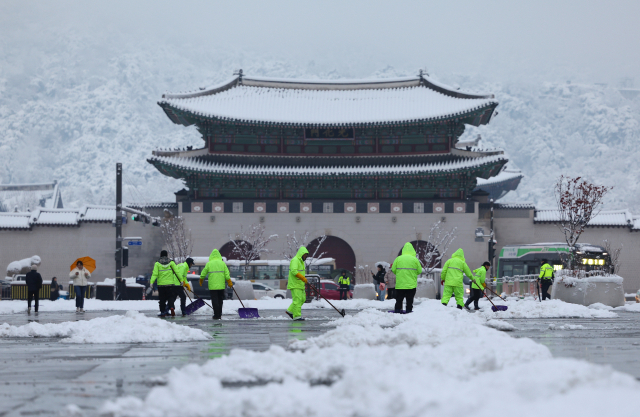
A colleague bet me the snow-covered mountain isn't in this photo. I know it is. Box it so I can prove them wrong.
[1,32,638,210]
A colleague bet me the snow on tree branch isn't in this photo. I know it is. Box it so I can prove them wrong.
[281,231,328,272]
[160,215,193,263]
[602,239,622,274]
[229,223,278,267]
[413,221,457,274]
[554,175,612,266]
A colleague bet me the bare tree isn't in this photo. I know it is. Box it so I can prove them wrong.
[602,239,623,274]
[413,222,458,274]
[555,175,612,267]
[160,216,193,263]
[229,224,278,274]
[355,264,370,285]
[282,231,328,272]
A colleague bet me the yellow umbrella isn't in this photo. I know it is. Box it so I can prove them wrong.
[70,256,96,273]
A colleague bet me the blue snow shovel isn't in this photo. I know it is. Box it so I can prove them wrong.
[232,287,260,319]
[183,288,206,315]
[471,278,507,312]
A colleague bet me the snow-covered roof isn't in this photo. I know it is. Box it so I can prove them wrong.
[534,209,634,227]
[475,169,523,187]
[494,203,535,210]
[0,181,63,211]
[150,154,507,176]
[0,205,117,229]
[159,74,498,126]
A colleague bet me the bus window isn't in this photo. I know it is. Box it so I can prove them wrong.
[512,265,525,276]
[502,265,513,277]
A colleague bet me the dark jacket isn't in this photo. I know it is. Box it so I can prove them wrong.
[373,269,386,285]
[25,271,43,292]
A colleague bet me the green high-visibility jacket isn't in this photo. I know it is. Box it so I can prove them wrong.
[176,262,190,285]
[338,276,350,285]
[440,249,474,287]
[539,263,554,280]
[200,249,230,290]
[392,243,422,290]
[471,266,487,289]
[288,246,308,290]
[150,257,180,286]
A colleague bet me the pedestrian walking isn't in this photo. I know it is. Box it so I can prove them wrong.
[392,243,422,313]
[150,250,180,317]
[440,249,475,310]
[538,259,554,300]
[286,246,309,321]
[371,265,387,301]
[174,257,194,316]
[338,270,350,300]
[199,250,232,320]
[464,262,490,311]
[50,277,59,301]
[25,265,43,314]
[386,266,396,299]
[69,260,91,313]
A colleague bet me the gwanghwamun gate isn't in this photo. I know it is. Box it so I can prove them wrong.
[1,71,639,294]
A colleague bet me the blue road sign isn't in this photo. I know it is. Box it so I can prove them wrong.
[128,241,142,246]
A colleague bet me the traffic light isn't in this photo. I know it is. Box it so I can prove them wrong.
[132,214,142,222]
[122,246,129,268]
[151,218,160,227]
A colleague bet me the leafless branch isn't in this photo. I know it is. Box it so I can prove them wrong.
[229,223,278,268]
[160,216,193,263]
[602,239,622,274]
[413,222,458,274]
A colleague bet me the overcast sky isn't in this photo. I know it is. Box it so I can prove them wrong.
[1,0,639,83]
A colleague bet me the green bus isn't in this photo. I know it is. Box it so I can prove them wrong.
[497,242,611,278]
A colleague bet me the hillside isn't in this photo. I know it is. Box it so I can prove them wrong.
[1,33,638,210]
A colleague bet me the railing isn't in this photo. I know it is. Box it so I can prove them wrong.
[486,270,614,299]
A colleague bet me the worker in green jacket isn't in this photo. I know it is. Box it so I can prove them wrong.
[338,270,350,300]
[464,261,490,311]
[538,259,554,300]
[199,249,232,320]
[150,250,180,317]
[286,246,309,321]
[172,257,194,316]
[440,248,475,309]
[391,242,423,313]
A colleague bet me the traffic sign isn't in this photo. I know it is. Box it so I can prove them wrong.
[128,241,142,246]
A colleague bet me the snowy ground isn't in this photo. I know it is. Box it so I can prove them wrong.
[0,311,210,343]
[100,300,640,417]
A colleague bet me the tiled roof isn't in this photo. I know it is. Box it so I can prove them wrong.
[0,205,117,229]
[128,202,179,209]
[535,209,634,227]
[475,169,523,187]
[150,154,507,177]
[0,214,31,229]
[159,74,497,126]
[495,203,535,210]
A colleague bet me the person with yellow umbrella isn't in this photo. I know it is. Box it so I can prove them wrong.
[69,257,95,313]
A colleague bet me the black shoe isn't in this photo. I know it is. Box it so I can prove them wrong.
[212,316,221,320]
[293,317,305,321]
[464,305,471,311]
[285,310,293,319]
[457,305,463,310]
[181,313,186,317]
[474,307,480,311]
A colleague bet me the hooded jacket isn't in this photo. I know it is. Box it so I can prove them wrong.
[440,249,474,287]
[471,266,487,289]
[150,256,179,286]
[176,262,190,285]
[391,243,423,290]
[288,246,309,290]
[200,249,231,290]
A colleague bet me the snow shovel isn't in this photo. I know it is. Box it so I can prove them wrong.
[536,279,542,303]
[471,278,507,312]
[232,287,260,319]
[483,284,507,302]
[308,283,345,317]
[170,267,209,316]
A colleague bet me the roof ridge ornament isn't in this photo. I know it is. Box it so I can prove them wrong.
[234,69,244,85]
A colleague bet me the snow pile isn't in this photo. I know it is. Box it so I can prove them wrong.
[0,311,210,343]
[101,300,639,416]
[6,255,41,276]
[476,299,618,319]
[588,303,614,310]
[614,303,640,313]
[486,319,517,331]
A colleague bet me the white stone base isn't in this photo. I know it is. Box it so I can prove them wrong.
[552,275,625,307]
[353,283,376,300]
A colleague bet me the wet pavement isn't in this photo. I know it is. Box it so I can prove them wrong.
[508,311,640,379]
[0,307,639,416]
[0,309,347,417]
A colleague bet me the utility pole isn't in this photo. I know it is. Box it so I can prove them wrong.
[488,198,495,278]
[115,163,122,297]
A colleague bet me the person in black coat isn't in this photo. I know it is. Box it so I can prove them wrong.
[371,265,387,301]
[25,265,43,313]
[50,277,59,301]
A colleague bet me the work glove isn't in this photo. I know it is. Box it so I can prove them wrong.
[482,283,486,289]
[441,280,445,286]
[227,280,233,287]
[199,278,204,287]
[184,282,192,292]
